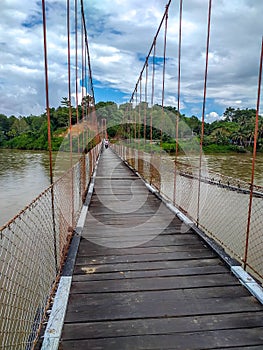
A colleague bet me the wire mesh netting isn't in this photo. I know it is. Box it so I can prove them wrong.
[0,143,101,349]
[112,143,263,284]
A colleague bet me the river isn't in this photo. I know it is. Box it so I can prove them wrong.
[0,149,51,227]
[0,149,263,228]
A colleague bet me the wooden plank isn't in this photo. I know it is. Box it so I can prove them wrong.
[71,286,249,301]
[75,250,217,265]
[93,188,147,194]
[76,233,202,249]
[73,258,223,274]
[88,203,163,212]
[60,328,263,349]
[90,195,161,202]
[86,213,176,220]
[79,231,194,243]
[81,224,190,236]
[64,294,261,323]
[84,214,175,224]
[62,311,263,340]
[72,265,228,281]
[94,183,147,189]
[69,273,239,294]
[88,201,172,213]
[95,176,138,179]
[76,242,213,257]
[87,208,170,216]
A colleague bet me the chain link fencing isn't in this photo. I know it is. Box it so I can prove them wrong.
[0,143,101,349]
[112,142,263,284]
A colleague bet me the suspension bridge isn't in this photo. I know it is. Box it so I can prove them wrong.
[1,0,263,349]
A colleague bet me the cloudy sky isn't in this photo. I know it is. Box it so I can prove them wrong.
[0,0,262,122]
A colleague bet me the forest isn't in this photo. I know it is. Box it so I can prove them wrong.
[0,99,262,154]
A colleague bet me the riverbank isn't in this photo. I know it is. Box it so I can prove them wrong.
[0,142,253,155]
[162,141,252,154]
[0,137,257,155]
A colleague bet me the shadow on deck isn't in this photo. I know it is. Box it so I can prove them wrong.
[60,148,263,349]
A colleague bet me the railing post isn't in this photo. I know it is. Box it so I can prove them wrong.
[89,149,93,178]
[81,152,86,202]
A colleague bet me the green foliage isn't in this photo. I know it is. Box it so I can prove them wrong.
[1,101,262,154]
[203,144,247,153]
[0,105,73,150]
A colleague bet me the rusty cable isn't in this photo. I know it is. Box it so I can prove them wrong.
[144,61,148,142]
[67,0,74,227]
[197,0,212,225]
[161,6,169,147]
[41,0,57,271]
[130,0,171,103]
[176,0,183,157]
[150,41,156,145]
[75,0,80,153]
[244,36,263,269]
[174,0,183,205]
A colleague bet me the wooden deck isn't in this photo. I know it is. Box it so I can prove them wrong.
[60,148,263,349]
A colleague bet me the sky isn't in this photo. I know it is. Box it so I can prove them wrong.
[0,0,263,123]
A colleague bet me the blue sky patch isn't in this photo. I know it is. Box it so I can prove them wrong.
[22,12,42,29]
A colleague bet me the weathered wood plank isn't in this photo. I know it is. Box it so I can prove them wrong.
[84,215,175,226]
[81,225,191,237]
[73,264,227,281]
[61,328,263,349]
[76,233,202,250]
[75,250,217,265]
[64,294,261,323]
[76,241,213,257]
[69,273,239,294]
[73,257,223,274]
[62,311,263,340]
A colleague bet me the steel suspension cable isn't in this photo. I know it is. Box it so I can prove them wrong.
[80,0,95,105]
[135,86,138,140]
[81,0,100,144]
[150,41,156,145]
[160,6,169,147]
[81,14,85,150]
[130,0,171,103]
[75,0,80,153]
[128,98,133,143]
[84,40,88,119]
[67,0,74,227]
[139,74,142,145]
[128,1,171,154]
[244,36,263,269]
[197,0,212,225]
[41,0,57,271]
[42,0,53,186]
[67,0,73,159]
[84,44,91,147]
[173,0,183,205]
[176,0,183,157]
[144,61,148,143]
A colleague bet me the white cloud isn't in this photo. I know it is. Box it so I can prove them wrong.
[0,0,263,117]
[206,111,221,123]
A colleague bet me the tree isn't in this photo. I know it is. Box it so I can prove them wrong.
[7,117,29,137]
[223,107,235,121]
[0,114,9,135]
[61,97,70,107]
